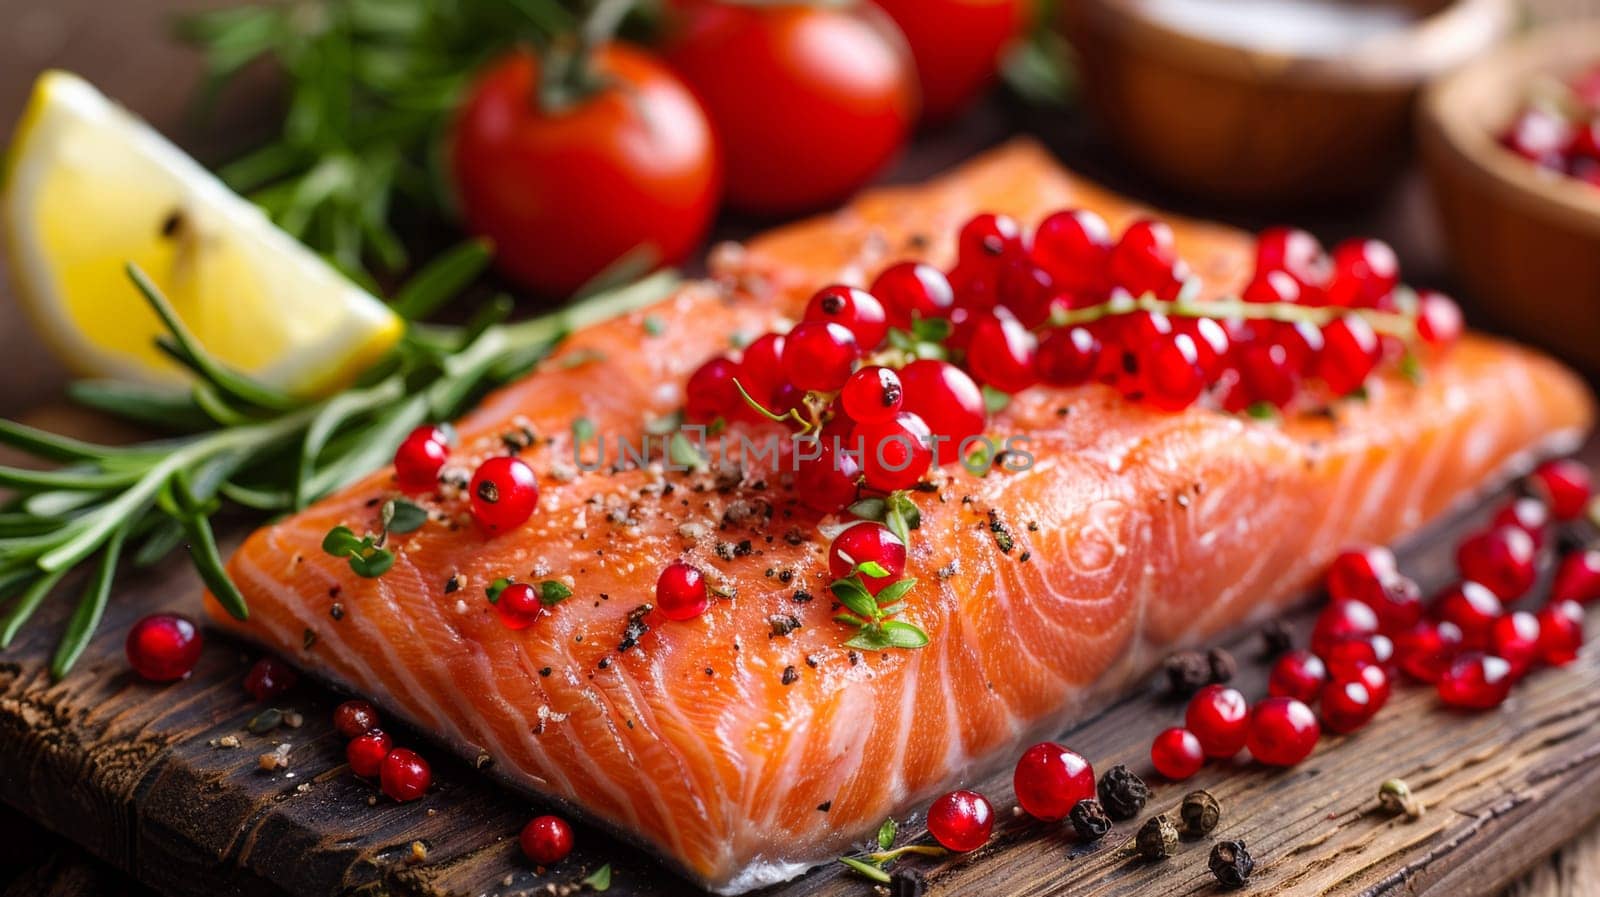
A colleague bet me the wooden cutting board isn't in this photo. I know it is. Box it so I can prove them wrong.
[1,420,1597,897]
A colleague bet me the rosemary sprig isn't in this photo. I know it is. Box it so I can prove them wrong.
[0,255,675,676]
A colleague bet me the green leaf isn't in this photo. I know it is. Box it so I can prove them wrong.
[322,525,364,556]
[580,863,612,891]
[348,549,395,578]
[982,385,1011,415]
[1399,351,1424,386]
[829,576,880,621]
[382,498,428,534]
[879,620,930,649]
[1245,401,1279,421]
[390,239,492,320]
[837,857,891,884]
[572,416,596,446]
[643,315,666,336]
[854,560,892,580]
[884,492,921,545]
[67,380,211,432]
[876,818,897,851]
[846,497,887,521]
[182,512,249,620]
[909,316,954,343]
[669,432,707,471]
[874,578,917,607]
[0,566,70,649]
[486,576,514,604]
[50,525,128,678]
[537,581,572,606]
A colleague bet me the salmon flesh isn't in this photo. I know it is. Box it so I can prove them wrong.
[207,141,1595,892]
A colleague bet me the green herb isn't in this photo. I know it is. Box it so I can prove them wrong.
[642,315,666,336]
[1246,401,1279,422]
[982,385,1010,415]
[538,581,573,605]
[831,575,928,651]
[668,431,708,471]
[486,577,516,603]
[1399,351,1424,385]
[580,863,612,891]
[837,856,891,884]
[558,348,607,370]
[572,416,597,446]
[0,256,674,676]
[877,818,898,851]
[381,498,428,534]
[886,319,952,361]
[846,490,921,545]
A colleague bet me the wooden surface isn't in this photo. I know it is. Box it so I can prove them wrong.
[4,0,1600,895]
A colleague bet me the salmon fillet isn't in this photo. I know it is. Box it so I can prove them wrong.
[207,141,1595,893]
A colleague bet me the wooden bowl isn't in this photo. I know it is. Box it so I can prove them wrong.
[1418,23,1600,376]
[1058,0,1514,204]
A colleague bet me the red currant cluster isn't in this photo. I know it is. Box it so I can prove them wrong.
[1500,62,1600,188]
[685,211,1464,518]
[393,424,541,534]
[336,698,434,802]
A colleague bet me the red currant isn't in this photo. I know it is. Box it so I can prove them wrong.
[125,613,203,683]
[1320,679,1379,734]
[1246,697,1320,767]
[794,440,861,514]
[470,456,540,534]
[828,522,907,595]
[1394,619,1464,683]
[1329,659,1391,710]
[1150,727,1205,780]
[1455,526,1536,600]
[380,747,432,802]
[656,562,709,622]
[957,213,1025,270]
[520,815,574,865]
[1415,290,1463,347]
[967,310,1039,394]
[1234,338,1298,408]
[736,333,787,406]
[1503,109,1572,163]
[997,260,1058,328]
[782,322,859,393]
[1491,497,1551,550]
[1325,238,1398,308]
[870,262,954,328]
[1317,315,1381,396]
[850,412,934,492]
[394,430,449,491]
[927,790,995,852]
[1254,226,1329,296]
[495,582,548,630]
[805,286,888,352]
[1553,549,1600,605]
[1036,326,1101,387]
[1490,611,1542,677]
[1268,650,1328,703]
[686,356,742,422]
[1536,599,1584,666]
[1031,208,1111,293]
[347,729,392,777]
[1185,685,1250,758]
[1529,459,1592,521]
[1108,219,1178,297]
[1433,580,1504,649]
[244,655,298,702]
[1013,742,1095,822]
[333,700,380,738]
[841,366,904,423]
[1243,270,1302,305]
[1327,546,1397,604]
[1437,653,1514,710]
[1141,332,1205,411]
[896,360,986,444]
[1310,599,1380,657]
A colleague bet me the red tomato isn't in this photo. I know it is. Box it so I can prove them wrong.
[873,0,1026,124]
[449,45,720,296]
[663,3,917,215]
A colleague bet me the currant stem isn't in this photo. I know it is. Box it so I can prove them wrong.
[1047,289,1419,339]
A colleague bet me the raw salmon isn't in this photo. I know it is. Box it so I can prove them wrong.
[207,141,1595,893]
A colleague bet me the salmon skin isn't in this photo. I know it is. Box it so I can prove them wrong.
[208,141,1595,893]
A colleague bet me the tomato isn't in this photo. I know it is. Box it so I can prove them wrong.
[663,3,917,216]
[448,45,720,296]
[873,0,1026,124]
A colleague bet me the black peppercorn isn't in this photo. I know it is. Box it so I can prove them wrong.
[1068,799,1111,841]
[888,868,926,897]
[1206,647,1236,684]
[1209,839,1254,888]
[1097,764,1149,820]
[1136,815,1179,861]
[1165,651,1211,695]
[1259,619,1294,658]
[1180,790,1221,835]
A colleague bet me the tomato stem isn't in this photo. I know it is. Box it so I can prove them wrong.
[539,0,636,113]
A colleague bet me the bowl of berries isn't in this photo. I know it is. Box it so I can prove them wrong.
[1419,22,1600,375]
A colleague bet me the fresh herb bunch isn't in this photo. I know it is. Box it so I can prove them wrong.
[0,244,674,677]
[179,0,592,280]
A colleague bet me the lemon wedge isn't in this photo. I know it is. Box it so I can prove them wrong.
[2,71,402,399]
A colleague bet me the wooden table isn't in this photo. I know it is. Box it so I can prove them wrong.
[3,1,1600,895]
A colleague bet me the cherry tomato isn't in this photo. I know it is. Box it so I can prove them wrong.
[664,2,917,215]
[872,0,1026,124]
[449,45,720,296]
